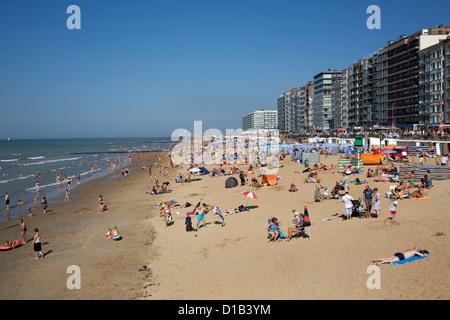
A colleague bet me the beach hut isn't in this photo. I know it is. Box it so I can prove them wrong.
[262,175,278,186]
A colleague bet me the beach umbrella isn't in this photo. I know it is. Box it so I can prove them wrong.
[242,190,258,207]
[242,191,258,200]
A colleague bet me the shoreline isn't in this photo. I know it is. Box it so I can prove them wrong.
[0,150,167,299]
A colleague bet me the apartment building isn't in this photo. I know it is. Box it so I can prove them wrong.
[312,70,342,131]
[277,88,300,133]
[297,81,314,132]
[332,69,346,129]
[345,57,375,129]
[373,25,450,129]
[419,36,450,126]
[242,109,278,131]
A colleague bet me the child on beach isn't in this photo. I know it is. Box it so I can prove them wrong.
[390,199,398,220]
[373,188,381,219]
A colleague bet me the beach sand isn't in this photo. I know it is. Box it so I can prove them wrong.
[0,151,449,300]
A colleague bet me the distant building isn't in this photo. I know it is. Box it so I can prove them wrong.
[298,81,314,132]
[242,109,278,131]
[277,88,300,133]
[312,70,342,131]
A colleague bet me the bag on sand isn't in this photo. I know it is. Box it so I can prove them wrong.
[185,216,193,232]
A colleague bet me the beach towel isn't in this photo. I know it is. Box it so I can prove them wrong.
[213,206,225,226]
[390,253,429,265]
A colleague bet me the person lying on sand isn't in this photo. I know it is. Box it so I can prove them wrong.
[371,246,424,266]
[410,187,425,199]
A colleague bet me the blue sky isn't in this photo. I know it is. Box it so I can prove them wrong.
[1,0,449,139]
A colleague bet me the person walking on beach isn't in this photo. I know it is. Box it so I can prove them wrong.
[341,191,354,221]
[390,199,397,220]
[19,219,27,243]
[195,203,209,230]
[239,171,246,186]
[31,228,44,260]
[373,188,381,219]
[64,188,70,202]
[41,197,48,214]
[5,192,10,210]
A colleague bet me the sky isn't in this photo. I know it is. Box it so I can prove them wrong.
[1,0,449,139]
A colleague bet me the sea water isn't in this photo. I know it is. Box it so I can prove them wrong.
[0,137,173,223]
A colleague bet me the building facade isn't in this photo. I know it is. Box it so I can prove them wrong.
[312,70,342,131]
[242,109,278,131]
[298,81,314,132]
[419,36,450,126]
[373,26,450,129]
[277,88,300,133]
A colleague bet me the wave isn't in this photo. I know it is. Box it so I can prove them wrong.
[1,159,18,162]
[0,174,35,184]
[24,168,102,191]
[28,156,45,160]
[26,157,80,166]
[26,181,61,191]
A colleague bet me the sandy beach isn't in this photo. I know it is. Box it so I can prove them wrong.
[0,150,448,300]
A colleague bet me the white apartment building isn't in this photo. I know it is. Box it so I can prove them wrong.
[242,109,278,131]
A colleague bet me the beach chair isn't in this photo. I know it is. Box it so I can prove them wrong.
[388,172,399,182]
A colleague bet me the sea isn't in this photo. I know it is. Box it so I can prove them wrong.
[0,137,174,223]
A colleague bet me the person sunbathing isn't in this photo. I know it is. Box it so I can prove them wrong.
[410,187,425,198]
[371,246,424,266]
[170,202,191,209]
[289,182,297,192]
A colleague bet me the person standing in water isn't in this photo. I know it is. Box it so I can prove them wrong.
[5,192,10,210]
